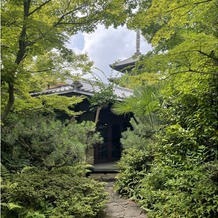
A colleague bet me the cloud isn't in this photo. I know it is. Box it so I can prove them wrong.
[67,31,84,52]
[68,25,152,81]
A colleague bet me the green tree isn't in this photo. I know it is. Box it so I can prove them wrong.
[116,70,218,218]
[1,113,102,171]
[88,81,117,125]
[114,1,218,217]
[116,72,161,89]
[1,0,137,123]
[127,0,218,76]
[136,77,218,217]
[1,111,106,217]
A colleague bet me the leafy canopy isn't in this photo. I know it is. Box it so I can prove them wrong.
[1,0,137,122]
[114,0,217,88]
[114,0,218,217]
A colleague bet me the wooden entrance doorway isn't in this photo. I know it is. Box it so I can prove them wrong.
[94,123,122,163]
[93,104,132,164]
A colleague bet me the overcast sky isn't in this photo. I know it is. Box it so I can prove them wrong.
[66,24,152,82]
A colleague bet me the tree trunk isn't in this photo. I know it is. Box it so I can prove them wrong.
[95,106,102,125]
[1,82,15,123]
[1,1,30,123]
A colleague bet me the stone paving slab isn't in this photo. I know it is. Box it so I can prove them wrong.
[103,182,147,218]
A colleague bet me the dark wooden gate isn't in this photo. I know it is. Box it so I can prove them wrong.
[94,123,122,163]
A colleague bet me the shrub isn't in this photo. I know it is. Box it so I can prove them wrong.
[1,166,107,218]
[1,113,102,171]
[115,120,155,198]
[1,112,107,217]
[115,147,154,198]
[115,77,218,217]
[137,160,218,218]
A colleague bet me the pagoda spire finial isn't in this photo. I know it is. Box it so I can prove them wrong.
[135,30,141,56]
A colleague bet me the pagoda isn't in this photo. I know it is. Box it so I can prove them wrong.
[110,30,141,73]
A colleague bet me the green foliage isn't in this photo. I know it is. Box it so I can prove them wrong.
[88,80,117,124]
[115,146,154,198]
[112,84,161,128]
[117,72,161,89]
[1,167,107,218]
[137,161,218,218]
[1,111,106,218]
[121,118,157,150]
[13,94,84,116]
[129,0,217,50]
[115,119,156,198]
[1,0,137,122]
[114,1,218,217]
[116,76,218,217]
[89,82,117,110]
[123,0,218,88]
[1,113,102,171]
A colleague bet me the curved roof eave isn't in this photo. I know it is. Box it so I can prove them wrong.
[31,80,133,101]
[110,55,141,72]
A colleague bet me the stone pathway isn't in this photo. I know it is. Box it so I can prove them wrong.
[103,182,147,218]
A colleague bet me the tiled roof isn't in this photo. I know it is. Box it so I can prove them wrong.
[110,55,140,72]
[31,80,133,100]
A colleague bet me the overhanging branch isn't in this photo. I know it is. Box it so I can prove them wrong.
[28,0,52,16]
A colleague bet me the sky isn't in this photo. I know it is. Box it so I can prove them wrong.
[66,24,152,82]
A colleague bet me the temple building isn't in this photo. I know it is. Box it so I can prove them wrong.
[32,80,133,165]
[32,31,142,170]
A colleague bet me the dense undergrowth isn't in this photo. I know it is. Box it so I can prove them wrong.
[1,114,107,218]
[1,165,107,218]
[115,77,218,218]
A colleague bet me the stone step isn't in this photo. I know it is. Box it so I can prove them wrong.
[89,173,117,182]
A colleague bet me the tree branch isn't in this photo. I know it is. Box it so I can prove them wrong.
[26,5,87,46]
[166,0,212,13]
[194,0,212,5]
[188,69,218,75]
[27,62,77,74]
[197,50,218,64]
[15,0,31,64]
[28,0,52,16]
[162,69,218,82]
[53,4,87,27]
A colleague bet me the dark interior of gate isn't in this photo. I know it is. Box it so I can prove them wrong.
[94,105,132,163]
[75,100,132,164]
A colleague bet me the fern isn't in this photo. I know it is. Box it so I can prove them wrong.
[1,164,10,180]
